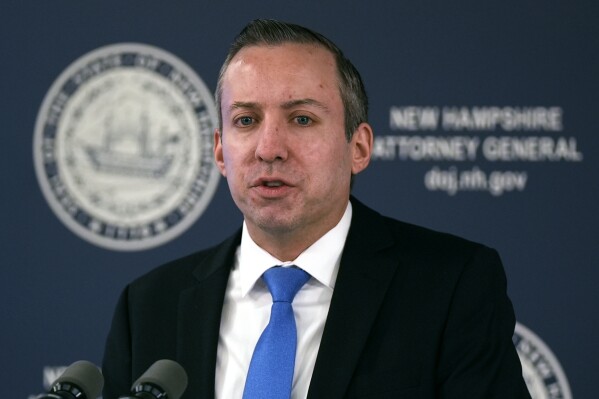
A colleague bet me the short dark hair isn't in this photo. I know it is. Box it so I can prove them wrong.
[215,19,369,142]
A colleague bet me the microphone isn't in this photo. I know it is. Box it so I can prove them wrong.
[118,359,188,399]
[36,360,104,399]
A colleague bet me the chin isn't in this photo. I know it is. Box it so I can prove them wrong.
[253,215,298,234]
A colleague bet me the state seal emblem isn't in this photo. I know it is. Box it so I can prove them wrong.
[514,322,572,399]
[33,43,220,251]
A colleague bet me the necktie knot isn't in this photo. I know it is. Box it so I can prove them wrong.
[263,266,310,303]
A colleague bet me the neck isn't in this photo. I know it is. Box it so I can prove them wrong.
[247,210,347,261]
[247,227,321,262]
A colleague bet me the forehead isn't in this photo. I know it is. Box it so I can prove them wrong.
[231,42,336,68]
[221,43,341,107]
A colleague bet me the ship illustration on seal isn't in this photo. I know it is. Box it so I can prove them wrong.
[85,112,177,178]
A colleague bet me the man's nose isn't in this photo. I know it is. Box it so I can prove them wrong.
[255,119,288,162]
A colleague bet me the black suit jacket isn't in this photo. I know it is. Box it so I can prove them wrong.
[102,197,530,398]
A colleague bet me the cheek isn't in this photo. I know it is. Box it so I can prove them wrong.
[322,141,353,169]
[306,147,351,184]
[222,145,251,182]
[305,138,349,162]
[222,142,241,167]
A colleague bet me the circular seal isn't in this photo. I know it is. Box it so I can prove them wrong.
[33,43,221,251]
[513,322,572,399]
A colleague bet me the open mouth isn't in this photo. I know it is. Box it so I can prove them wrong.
[263,181,284,187]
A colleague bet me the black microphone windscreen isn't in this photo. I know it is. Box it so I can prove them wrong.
[55,360,104,399]
[132,359,188,399]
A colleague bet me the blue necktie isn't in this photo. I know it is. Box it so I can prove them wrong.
[243,266,311,399]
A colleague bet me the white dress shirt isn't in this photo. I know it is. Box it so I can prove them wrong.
[215,202,353,399]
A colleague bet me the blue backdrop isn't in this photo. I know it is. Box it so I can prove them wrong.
[2,1,597,398]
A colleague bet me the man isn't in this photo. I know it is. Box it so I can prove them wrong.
[103,19,531,398]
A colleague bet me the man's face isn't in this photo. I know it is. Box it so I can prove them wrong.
[214,43,371,248]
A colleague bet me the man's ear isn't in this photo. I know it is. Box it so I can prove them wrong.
[350,122,373,175]
[214,129,227,177]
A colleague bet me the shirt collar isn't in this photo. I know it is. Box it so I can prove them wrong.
[238,201,353,297]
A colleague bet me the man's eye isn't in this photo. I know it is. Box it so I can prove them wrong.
[295,115,312,126]
[236,116,254,126]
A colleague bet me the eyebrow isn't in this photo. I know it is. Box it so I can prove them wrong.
[229,101,259,112]
[281,98,331,113]
[228,98,331,113]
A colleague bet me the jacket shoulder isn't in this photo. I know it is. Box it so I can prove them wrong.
[128,230,241,294]
[351,197,492,257]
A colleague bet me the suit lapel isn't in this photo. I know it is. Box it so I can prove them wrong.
[176,231,241,399]
[308,198,400,398]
